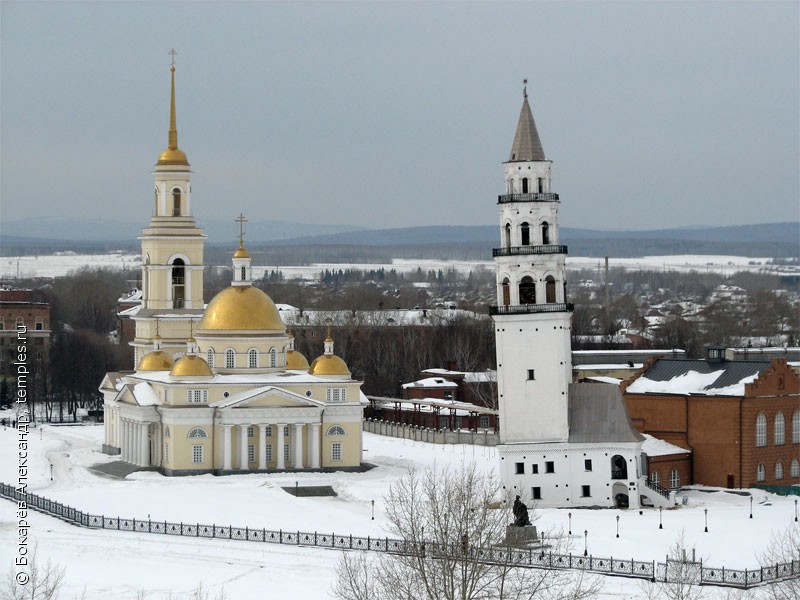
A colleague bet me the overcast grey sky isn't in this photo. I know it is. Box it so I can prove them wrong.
[1,1,798,234]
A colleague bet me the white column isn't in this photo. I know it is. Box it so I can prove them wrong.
[293,423,304,469]
[140,423,149,466]
[309,423,321,469]
[258,425,267,470]
[276,424,285,470]
[222,425,232,470]
[239,424,250,470]
[185,269,192,308]
[120,419,127,461]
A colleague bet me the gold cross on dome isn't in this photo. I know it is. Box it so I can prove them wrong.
[169,48,178,67]
[235,213,248,246]
[523,78,528,98]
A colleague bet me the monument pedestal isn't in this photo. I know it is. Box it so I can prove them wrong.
[504,525,538,548]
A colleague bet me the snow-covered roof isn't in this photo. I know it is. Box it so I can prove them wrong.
[626,359,769,396]
[401,377,458,390]
[582,376,623,385]
[641,434,691,457]
[370,396,497,416]
[574,364,643,371]
[132,382,159,406]
[420,368,497,383]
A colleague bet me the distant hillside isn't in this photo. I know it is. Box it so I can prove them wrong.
[1,221,797,260]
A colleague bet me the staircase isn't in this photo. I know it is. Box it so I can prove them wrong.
[639,476,674,508]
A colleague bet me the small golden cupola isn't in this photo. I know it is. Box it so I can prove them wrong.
[157,51,189,167]
[308,329,350,378]
[170,336,213,378]
[286,328,310,370]
[136,335,175,371]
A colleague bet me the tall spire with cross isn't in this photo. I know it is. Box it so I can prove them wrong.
[508,78,545,162]
[232,213,252,285]
[157,49,189,166]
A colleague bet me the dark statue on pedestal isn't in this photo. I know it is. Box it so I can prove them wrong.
[512,495,531,527]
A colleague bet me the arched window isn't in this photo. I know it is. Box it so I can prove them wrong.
[774,412,785,445]
[650,471,660,487]
[611,455,628,479]
[775,462,784,480]
[16,316,24,328]
[326,425,346,436]
[518,276,536,305]
[537,177,543,193]
[545,275,556,303]
[504,223,511,250]
[541,221,550,245]
[172,188,181,216]
[248,349,258,369]
[206,349,214,368]
[269,347,277,368]
[670,469,680,489]
[501,278,510,306]
[791,459,800,478]
[521,177,529,194]
[241,266,247,281]
[792,410,800,444]
[520,222,530,246]
[756,463,766,482]
[188,427,208,439]
[225,349,235,369]
[171,259,185,309]
[755,413,767,447]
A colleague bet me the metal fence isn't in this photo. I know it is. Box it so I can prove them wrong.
[3,482,798,590]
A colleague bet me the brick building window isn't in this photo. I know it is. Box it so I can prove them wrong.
[774,413,785,445]
[791,459,800,478]
[792,410,800,444]
[756,463,766,482]
[670,469,680,489]
[775,462,784,480]
[650,472,660,487]
[755,413,767,447]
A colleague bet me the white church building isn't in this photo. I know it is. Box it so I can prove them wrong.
[492,85,669,509]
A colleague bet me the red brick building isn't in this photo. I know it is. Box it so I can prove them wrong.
[0,289,51,404]
[622,355,800,489]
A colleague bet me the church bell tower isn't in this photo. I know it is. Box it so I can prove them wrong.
[133,52,207,365]
[492,82,573,445]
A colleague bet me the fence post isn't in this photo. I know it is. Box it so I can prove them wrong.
[263,528,266,542]
[196,523,199,537]
[133,518,136,530]
[350,534,353,549]
[117,516,120,530]
[297,531,300,545]
[280,529,283,543]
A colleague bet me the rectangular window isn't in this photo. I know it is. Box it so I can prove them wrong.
[265,444,273,463]
[187,389,208,404]
[247,426,254,438]
[581,485,591,497]
[532,487,541,500]
[439,416,448,429]
[545,461,555,474]
[192,444,203,464]
[284,425,290,437]
[248,444,255,463]
[515,462,525,475]
[479,416,490,429]
[584,459,593,471]
[284,444,290,464]
[327,388,346,402]
[531,464,539,474]
[332,442,342,461]
[265,425,273,438]
[527,369,535,380]
[165,443,169,464]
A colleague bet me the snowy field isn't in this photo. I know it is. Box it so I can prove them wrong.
[0,421,797,599]
[1,252,795,281]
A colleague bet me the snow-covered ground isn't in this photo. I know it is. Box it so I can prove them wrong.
[0,420,797,599]
[1,252,796,280]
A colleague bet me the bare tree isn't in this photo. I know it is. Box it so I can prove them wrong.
[2,547,66,600]
[334,463,599,600]
[758,522,800,600]
[639,532,705,600]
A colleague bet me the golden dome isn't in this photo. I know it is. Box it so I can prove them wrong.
[137,350,174,371]
[198,286,285,332]
[286,350,310,370]
[308,354,351,377]
[233,245,250,259]
[170,355,213,377]
[157,147,189,166]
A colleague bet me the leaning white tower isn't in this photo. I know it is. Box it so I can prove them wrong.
[492,84,651,510]
[492,83,572,445]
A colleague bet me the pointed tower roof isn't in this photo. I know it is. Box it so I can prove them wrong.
[508,80,545,162]
[157,50,189,166]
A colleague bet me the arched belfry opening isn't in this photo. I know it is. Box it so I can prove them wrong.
[501,278,510,306]
[611,455,628,480]
[172,188,181,216]
[522,177,529,194]
[519,276,536,304]
[172,258,185,308]
[504,223,511,249]
[545,275,556,303]
[520,222,530,246]
[542,222,550,245]
[537,177,543,193]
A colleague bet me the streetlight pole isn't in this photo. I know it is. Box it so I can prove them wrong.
[371,499,375,520]
[659,506,663,530]
[704,508,708,533]
[295,481,298,497]
[583,530,588,557]
[794,498,797,523]
[750,496,753,519]
[49,463,53,481]
[568,512,572,535]
[616,515,620,538]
